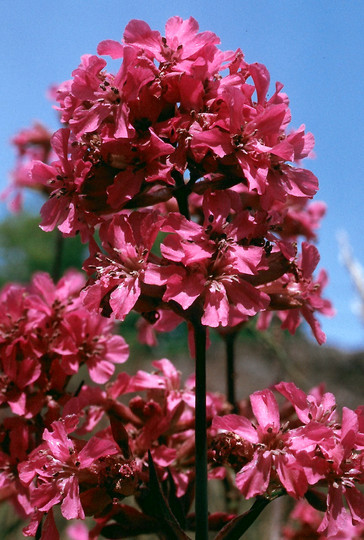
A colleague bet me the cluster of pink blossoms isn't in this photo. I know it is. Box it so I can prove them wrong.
[4,15,333,343]
[282,499,364,540]
[0,273,227,537]
[211,383,364,537]
[0,289,363,539]
[1,15,362,540]
[1,122,53,212]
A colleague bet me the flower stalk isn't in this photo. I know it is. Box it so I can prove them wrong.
[224,331,238,412]
[193,320,208,540]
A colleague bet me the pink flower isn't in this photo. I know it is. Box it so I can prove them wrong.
[27,270,86,314]
[99,16,220,73]
[189,64,318,206]
[213,389,308,498]
[0,283,45,416]
[275,381,337,425]
[280,200,327,241]
[33,128,100,241]
[19,416,119,520]
[1,122,53,213]
[56,308,129,383]
[282,499,364,540]
[259,242,334,344]
[145,190,270,327]
[0,269,130,417]
[56,54,135,139]
[102,130,174,210]
[82,210,164,321]
[315,408,364,536]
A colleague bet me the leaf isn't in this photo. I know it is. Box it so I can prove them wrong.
[145,450,192,539]
[304,488,327,512]
[213,491,285,540]
[164,468,195,530]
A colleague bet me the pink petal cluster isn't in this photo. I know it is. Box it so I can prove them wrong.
[282,499,364,540]
[0,276,361,539]
[18,415,119,524]
[0,336,226,537]
[1,15,355,540]
[1,122,52,212]
[39,14,318,225]
[79,196,332,343]
[258,242,335,344]
[0,270,128,417]
[5,16,333,344]
[0,270,226,539]
[211,382,364,537]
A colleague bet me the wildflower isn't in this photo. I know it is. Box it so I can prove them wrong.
[82,210,164,320]
[212,389,308,498]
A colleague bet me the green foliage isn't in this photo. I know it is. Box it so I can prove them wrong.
[0,213,85,286]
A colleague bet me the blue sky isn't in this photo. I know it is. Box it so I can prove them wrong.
[1,1,364,350]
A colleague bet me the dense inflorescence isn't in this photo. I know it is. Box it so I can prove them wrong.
[1,15,360,540]
[211,383,364,537]
[0,274,227,537]
[4,15,334,343]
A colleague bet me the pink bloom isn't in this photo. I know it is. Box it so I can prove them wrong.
[280,200,327,241]
[260,242,334,344]
[0,269,129,416]
[56,54,134,139]
[275,381,337,425]
[56,308,129,383]
[82,210,164,320]
[33,128,100,241]
[145,190,270,327]
[99,16,220,73]
[27,269,86,314]
[189,65,317,206]
[282,499,364,540]
[2,122,53,213]
[213,389,309,498]
[103,130,174,209]
[11,122,52,158]
[315,408,364,536]
[0,283,45,416]
[19,417,119,520]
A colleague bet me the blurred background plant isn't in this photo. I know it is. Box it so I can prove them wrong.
[338,231,364,326]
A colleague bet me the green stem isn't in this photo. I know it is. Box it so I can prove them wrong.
[224,332,238,412]
[193,321,208,540]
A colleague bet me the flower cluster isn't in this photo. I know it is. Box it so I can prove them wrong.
[2,16,333,343]
[1,122,53,212]
[0,270,128,417]
[1,302,363,540]
[282,499,364,540]
[211,383,364,537]
[1,15,357,540]
[0,274,227,537]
